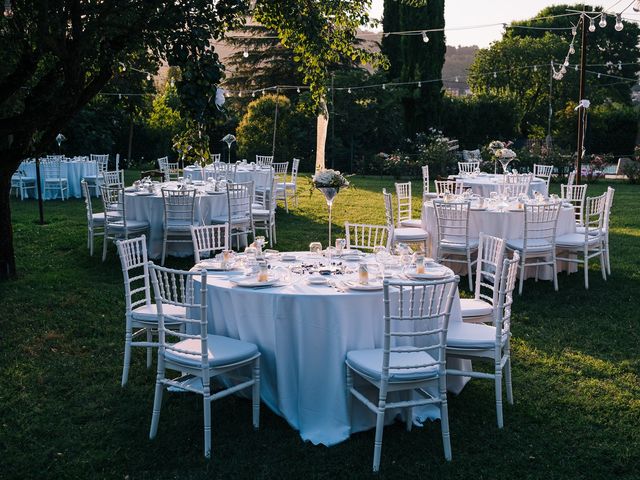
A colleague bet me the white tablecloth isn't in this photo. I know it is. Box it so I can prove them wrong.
[183,165,272,189]
[18,158,97,200]
[452,174,548,198]
[422,202,577,279]
[200,252,469,446]
[124,182,231,259]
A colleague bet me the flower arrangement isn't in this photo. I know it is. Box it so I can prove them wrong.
[494,148,516,159]
[312,169,349,190]
[488,140,505,153]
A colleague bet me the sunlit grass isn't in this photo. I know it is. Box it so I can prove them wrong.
[0,174,638,479]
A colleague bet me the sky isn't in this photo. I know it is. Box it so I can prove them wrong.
[369,1,619,48]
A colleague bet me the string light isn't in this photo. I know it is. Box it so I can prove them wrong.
[421,31,429,43]
[455,76,459,82]
[170,78,175,88]
[588,17,596,32]
[238,91,242,97]
[618,61,622,70]
[598,14,607,29]
[252,91,255,97]
[615,13,623,31]
[571,25,577,35]
[533,65,538,72]
[575,64,579,71]
[382,83,386,90]
[118,94,122,100]
[598,72,601,78]
[569,44,575,55]
[493,72,497,78]
[146,73,151,81]
[296,87,300,93]
[418,81,421,87]
[243,49,249,58]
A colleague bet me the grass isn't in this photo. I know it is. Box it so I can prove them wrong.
[1,173,639,479]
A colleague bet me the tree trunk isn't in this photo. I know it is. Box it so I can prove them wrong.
[0,166,16,280]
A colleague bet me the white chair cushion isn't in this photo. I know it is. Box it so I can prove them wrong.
[164,334,259,368]
[45,178,68,183]
[252,208,271,217]
[575,226,601,236]
[423,192,439,199]
[460,298,494,318]
[555,233,601,248]
[394,227,429,240]
[108,220,149,231]
[447,322,506,350]
[441,238,479,250]
[346,347,439,382]
[131,303,186,322]
[506,238,553,252]
[91,212,105,224]
[165,220,194,231]
[211,215,251,224]
[400,219,423,228]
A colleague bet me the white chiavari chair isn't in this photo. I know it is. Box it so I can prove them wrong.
[160,187,197,265]
[100,185,149,261]
[42,158,69,200]
[346,275,459,471]
[212,181,254,249]
[602,186,614,275]
[210,153,221,163]
[148,264,261,458]
[272,161,290,210]
[344,222,390,251]
[212,161,237,182]
[157,156,169,172]
[458,161,479,174]
[422,165,438,200]
[190,224,229,263]
[10,169,36,200]
[567,170,576,188]
[253,172,278,245]
[84,154,109,197]
[446,253,519,428]
[383,189,429,253]
[561,184,588,227]
[116,236,185,386]
[433,200,478,291]
[506,202,561,294]
[81,179,105,256]
[102,169,125,188]
[555,192,607,289]
[164,162,180,182]
[395,182,422,228]
[277,157,300,212]
[460,233,505,323]
[533,164,553,189]
[497,173,533,197]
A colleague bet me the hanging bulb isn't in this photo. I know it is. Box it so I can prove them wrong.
[569,44,575,55]
[121,64,126,72]
[599,14,607,28]
[563,58,569,67]
[261,89,265,96]
[146,73,151,81]
[296,87,300,93]
[571,25,577,36]
[533,65,538,72]
[618,61,622,70]
[243,49,249,58]
[252,91,255,98]
[382,84,386,90]
[421,31,429,43]
[417,81,421,88]
[4,0,13,18]
[597,72,601,78]
[118,93,122,100]
[558,73,564,80]
[575,65,579,71]
[588,17,596,32]
[170,78,175,88]
[560,66,567,74]
[615,13,623,31]
[493,72,497,78]
[455,76,459,82]
[347,87,352,94]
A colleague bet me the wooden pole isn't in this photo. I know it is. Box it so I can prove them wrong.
[575,14,587,185]
[35,156,44,224]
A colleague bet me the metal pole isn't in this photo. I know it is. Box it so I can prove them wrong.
[35,156,44,224]
[271,88,279,158]
[575,14,587,185]
[547,61,553,143]
[330,73,335,169]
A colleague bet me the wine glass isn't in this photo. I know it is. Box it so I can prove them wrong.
[335,238,346,256]
[498,157,512,175]
[309,242,322,255]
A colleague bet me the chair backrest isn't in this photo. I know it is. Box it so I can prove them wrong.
[42,159,62,179]
[495,252,520,338]
[165,162,180,182]
[561,184,588,225]
[422,165,430,196]
[256,155,274,166]
[603,186,615,233]
[567,170,576,188]
[162,188,196,226]
[344,222,390,251]
[210,153,221,163]
[272,161,289,184]
[290,158,300,183]
[394,182,413,225]
[254,171,277,213]
[116,235,151,314]
[91,154,110,173]
[100,185,126,227]
[497,174,532,197]
[102,170,124,188]
[227,181,253,222]
[381,276,459,386]
[382,189,395,233]
[474,233,506,307]
[434,180,463,195]
[533,164,553,186]
[149,264,210,372]
[157,156,169,171]
[433,200,471,247]
[583,192,607,236]
[81,179,94,222]
[522,203,561,248]
[191,224,229,263]
[458,161,479,174]
[212,162,237,182]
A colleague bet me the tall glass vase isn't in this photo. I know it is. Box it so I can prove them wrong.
[318,187,339,247]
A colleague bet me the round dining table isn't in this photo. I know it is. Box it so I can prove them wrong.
[422,200,577,279]
[19,158,97,199]
[451,173,548,197]
[124,182,232,259]
[183,164,272,188]
[196,252,471,446]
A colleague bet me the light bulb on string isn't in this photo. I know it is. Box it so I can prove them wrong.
[569,44,575,55]
[243,49,249,58]
[533,65,538,72]
[421,31,429,43]
[571,25,577,36]
[382,84,386,90]
[563,59,569,67]
[615,13,623,31]
[588,17,596,32]
[455,76,459,82]
[599,14,607,28]
[417,81,421,88]
[118,94,122,100]
[575,65,579,71]
[238,91,242,98]
[493,72,497,78]
[170,78,175,88]
[348,87,352,94]
[597,72,601,78]
[618,61,622,70]
[146,73,151,81]
[121,64,126,72]
[296,87,300,93]
[252,91,255,98]
[560,66,566,74]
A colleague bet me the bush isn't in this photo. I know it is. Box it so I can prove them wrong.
[622,160,640,184]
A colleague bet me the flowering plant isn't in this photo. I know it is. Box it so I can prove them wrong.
[312,169,349,189]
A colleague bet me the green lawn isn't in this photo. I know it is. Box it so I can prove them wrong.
[1,174,638,479]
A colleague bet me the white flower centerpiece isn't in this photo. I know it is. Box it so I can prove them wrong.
[221,134,236,163]
[312,169,350,246]
[494,147,517,175]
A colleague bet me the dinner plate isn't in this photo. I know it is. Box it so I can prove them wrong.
[231,277,280,288]
[195,261,239,272]
[135,191,155,196]
[404,268,451,280]
[206,190,226,195]
[341,249,363,256]
[307,275,328,285]
[281,254,297,262]
[341,254,363,262]
[344,281,383,291]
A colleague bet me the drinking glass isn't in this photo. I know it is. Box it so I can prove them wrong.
[335,238,346,256]
[309,242,322,255]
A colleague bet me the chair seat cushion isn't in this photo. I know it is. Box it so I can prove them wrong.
[441,238,479,250]
[423,192,439,199]
[12,176,36,182]
[132,303,186,322]
[506,238,553,252]
[400,219,423,228]
[211,215,251,224]
[447,322,506,350]
[92,212,105,224]
[575,226,601,236]
[252,208,271,217]
[45,178,68,183]
[460,298,494,318]
[346,347,439,382]
[165,220,194,231]
[555,233,601,248]
[394,227,429,240]
[108,220,148,231]
[165,334,259,368]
